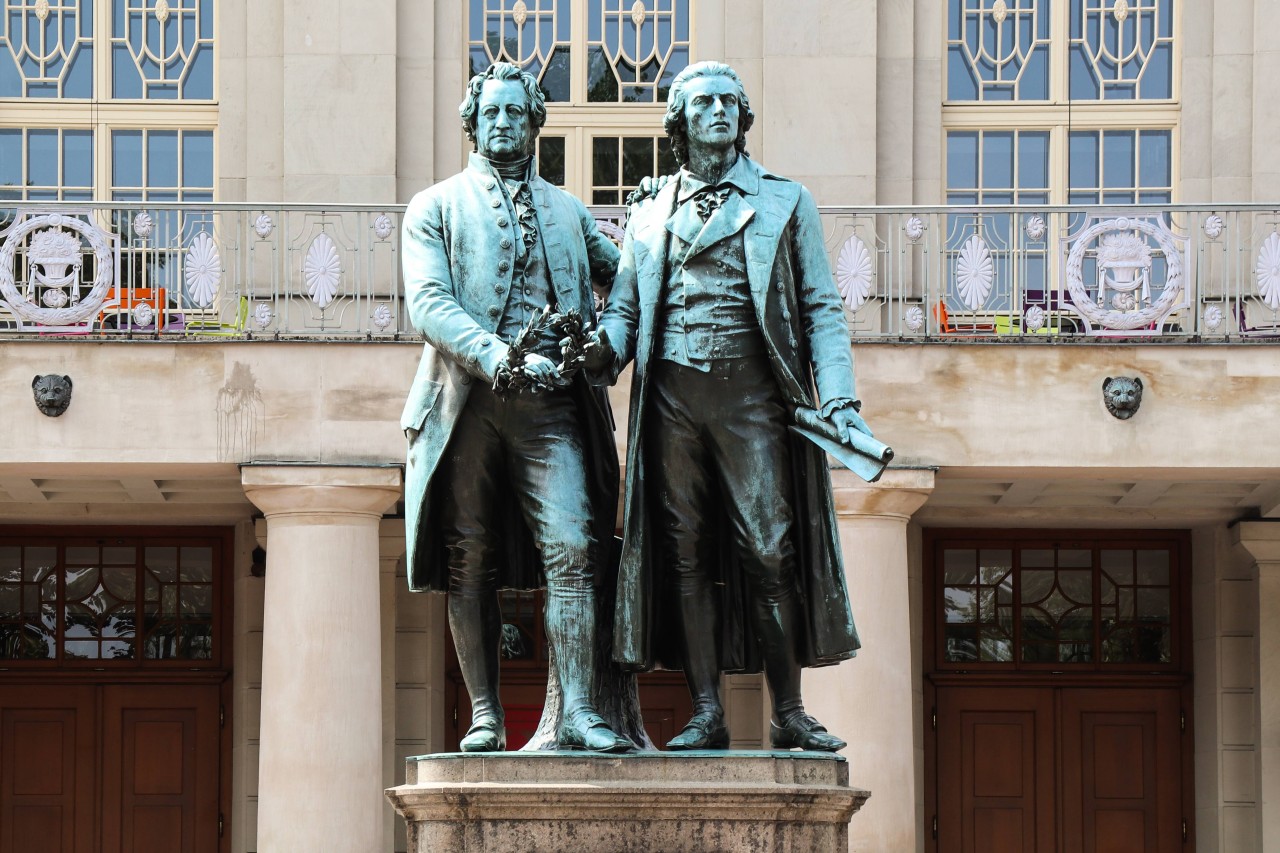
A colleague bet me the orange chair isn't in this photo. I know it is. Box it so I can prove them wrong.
[932,300,995,335]
[100,287,166,330]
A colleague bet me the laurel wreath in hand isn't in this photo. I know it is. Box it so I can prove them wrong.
[492,306,588,397]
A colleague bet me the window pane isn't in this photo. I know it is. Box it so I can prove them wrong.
[592,136,618,188]
[1069,0,1175,101]
[468,0,573,102]
[183,131,214,188]
[112,129,214,200]
[0,127,98,202]
[148,130,179,187]
[947,132,979,190]
[1139,130,1171,188]
[113,129,144,187]
[28,130,58,187]
[1018,131,1049,189]
[586,0,690,102]
[111,0,215,99]
[622,137,651,186]
[946,0,1051,102]
[537,135,566,186]
[62,130,94,188]
[0,0,94,97]
[1103,131,1135,188]
[983,131,1014,189]
[0,131,21,188]
[1069,131,1099,189]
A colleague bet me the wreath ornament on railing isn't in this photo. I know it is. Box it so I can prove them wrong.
[0,213,115,327]
[1063,216,1187,334]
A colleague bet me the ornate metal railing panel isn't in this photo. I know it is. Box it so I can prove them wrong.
[1,201,1278,341]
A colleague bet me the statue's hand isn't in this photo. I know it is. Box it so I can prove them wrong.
[829,405,873,444]
[518,353,567,390]
[581,328,614,373]
[626,174,672,207]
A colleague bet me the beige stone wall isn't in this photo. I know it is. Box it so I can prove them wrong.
[5,342,1280,474]
[1190,524,1262,853]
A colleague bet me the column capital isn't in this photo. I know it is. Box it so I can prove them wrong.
[242,465,402,519]
[832,467,935,520]
[1232,520,1280,567]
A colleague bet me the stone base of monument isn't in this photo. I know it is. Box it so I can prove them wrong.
[385,751,869,852]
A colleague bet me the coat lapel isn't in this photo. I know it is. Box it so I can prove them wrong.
[674,191,756,264]
[743,176,802,307]
[529,178,578,308]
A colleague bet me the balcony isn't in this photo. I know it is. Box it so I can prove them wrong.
[1,201,1278,341]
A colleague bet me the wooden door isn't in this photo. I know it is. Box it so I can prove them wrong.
[101,685,220,853]
[1060,688,1182,853]
[0,687,96,853]
[937,687,1056,853]
[936,685,1185,852]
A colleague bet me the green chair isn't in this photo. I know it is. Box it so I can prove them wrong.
[186,296,249,337]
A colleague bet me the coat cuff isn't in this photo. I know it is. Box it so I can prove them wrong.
[474,336,512,384]
[820,397,861,419]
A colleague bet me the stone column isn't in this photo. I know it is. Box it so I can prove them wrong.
[242,465,402,853]
[803,468,935,853]
[1233,521,1280,850]
[379,520,405,853]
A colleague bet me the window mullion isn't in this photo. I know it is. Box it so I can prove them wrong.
[570,0,588,105]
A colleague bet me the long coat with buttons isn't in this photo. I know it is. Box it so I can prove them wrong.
[400,154,621,593]
[598,156,862,673]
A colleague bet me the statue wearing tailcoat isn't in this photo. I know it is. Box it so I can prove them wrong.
[400,153,620,595]
[599,154,861,676]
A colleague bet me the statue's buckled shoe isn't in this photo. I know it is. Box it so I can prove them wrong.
[770,713,846,752]
[460,716,506,753]
[666,711,730,751]
[558,709,632,753]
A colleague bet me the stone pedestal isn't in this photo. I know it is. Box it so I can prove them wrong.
[386,752,869,852]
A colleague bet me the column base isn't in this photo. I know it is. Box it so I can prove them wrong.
[386,751,870,852]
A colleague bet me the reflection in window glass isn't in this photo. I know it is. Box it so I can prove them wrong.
[0,128,95,201]
[589,134,676,204]
[0,546,56,660]
[110,0,215,99]
[468,0,571,102]
[536,135,566,186]
[938,541,1178,668]
[946,0,1050,102]
[0,0,95,98]
[942,549,1013,663]
[587,0,690,102]
[143,545,213,660]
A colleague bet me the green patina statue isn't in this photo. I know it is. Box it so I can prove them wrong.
[589,61,872,752]
[400,62,638,754]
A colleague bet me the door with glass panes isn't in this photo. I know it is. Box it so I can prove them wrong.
[924,531,1192,853]
[0,531,229,853]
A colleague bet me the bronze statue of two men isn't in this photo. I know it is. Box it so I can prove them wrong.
[401,60,872,755]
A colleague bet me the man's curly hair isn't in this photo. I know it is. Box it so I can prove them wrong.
[459,62,547,151]
[663,62,755,168]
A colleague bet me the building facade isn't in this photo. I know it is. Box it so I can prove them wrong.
[1,1,1279,851]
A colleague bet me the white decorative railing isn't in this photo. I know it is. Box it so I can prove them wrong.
[2,201,1279,340]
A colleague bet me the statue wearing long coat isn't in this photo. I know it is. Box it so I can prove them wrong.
[400,154,621,593]
[599,156,861,673]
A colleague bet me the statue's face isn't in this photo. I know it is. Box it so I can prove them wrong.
[682,74,740,155]
[475,79,533,161]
